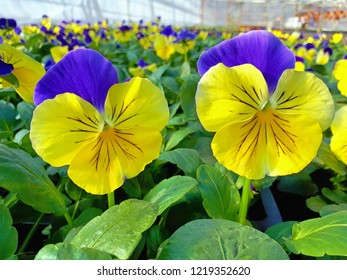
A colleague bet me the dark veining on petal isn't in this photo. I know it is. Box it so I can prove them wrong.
[238,116,258,153]
[232,83,260,108]
[67,116,99,131]
[90,136,103,171]
[276,91,302,106]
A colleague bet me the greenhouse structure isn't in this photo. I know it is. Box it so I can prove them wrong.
[2,0,347,31]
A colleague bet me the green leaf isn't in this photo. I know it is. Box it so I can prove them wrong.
[71,199,158,259]
[0,203,18,260]
[1,73,19,87]
[277,171,318,196]
[144,176,198,215]
[150,64,169,80]
[159,148,200,176]
[197,165,240,221]
[157,219,289,260]
[180,74,199,119]
[0,100,17,133]
[316,141,346,175]
[306,195,329,213]
[0,144,68,215]
[165,123,200,151]
[35,243,112,260]
[17,102,35,129]
[265,221,297,246]
[320,204,347,217]
[180,61,191,77]
[285,211,347,257]
[321,187,347,204]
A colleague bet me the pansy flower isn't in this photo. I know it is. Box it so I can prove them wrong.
[333,58,347,96]
[196,30,334,180]
[330,106,347,164]
[174,29,196,55]
[0,44,45,103]
[30,49,169,195]
[129,59,157,77]
[154,25,177,60]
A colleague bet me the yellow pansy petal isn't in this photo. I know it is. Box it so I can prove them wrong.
[265,112,322,177]
[68,126,163,194]
[30,93,103,166]
[68,133,124,195]
[211,110,322,180]
[211,115,267,179]
[331,106,347,165]
[196,63,268,132]
[295,61,305,72]
[50,45,69,63]
[337,80,347,97]
[331,106,347,135]
[104,77,169,131]
[111,127,163,179]
[0,44,45,103]
[331,131,347,165]
[270,69,334,131]
[333,59,347,81]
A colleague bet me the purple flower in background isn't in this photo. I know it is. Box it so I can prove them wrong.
[160,25,177,37]
[174,29,196,43]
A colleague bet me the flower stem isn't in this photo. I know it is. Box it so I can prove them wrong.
[64,212,74,228]
[17,212,45,255]
[238,178,252,225]
[107,192,115,208]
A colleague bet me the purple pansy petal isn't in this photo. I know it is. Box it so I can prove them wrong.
[197,30,295,93]
[138,59,148,68]
[0,60,14,76]
[160,25,177,37]
[305,43,315,50]
[324,47,333,55]
[34,48,118,111]
[295,56,304,63]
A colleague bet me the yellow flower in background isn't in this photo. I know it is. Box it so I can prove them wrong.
[154,25,177,60]
[315,49,330,65]
[198,31,208,40]
[129,59,157,77]
[287,31,301,45]
[154,34,176,60]
[114,25,133,42]
[0,44,45,103]
[222,31,232,40]
[330,106,347,165]
[173,29,197,55]
[196,31,335,180]
[295,57,305,71]
[331,33,343,44]
[333,59,347,96]
[50,45,69,63]
[30,49,169,195]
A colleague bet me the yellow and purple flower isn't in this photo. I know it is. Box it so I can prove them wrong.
[196,30,334,180]
[0,44,45,102]
[30,49,169,195]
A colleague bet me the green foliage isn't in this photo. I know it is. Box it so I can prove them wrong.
[285,211,347,257]
[159,148,201,176]
[0,144,68,215]
[0,203,18,260]
[197,165,240,221]
[157,219,289,260]
[35,243,112,260]
[144,176,198,215]
[70,199,158,259]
